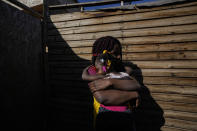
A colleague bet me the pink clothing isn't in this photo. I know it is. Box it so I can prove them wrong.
[88,65,97,75]
[100,104,129,112]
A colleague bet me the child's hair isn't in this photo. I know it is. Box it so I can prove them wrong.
[96,52,125,73]
[92,36,122,65]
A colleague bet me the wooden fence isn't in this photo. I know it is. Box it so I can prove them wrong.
[47,0,197,130]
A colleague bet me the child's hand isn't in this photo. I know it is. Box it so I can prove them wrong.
[88,79,112,93]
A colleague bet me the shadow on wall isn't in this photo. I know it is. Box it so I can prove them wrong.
[46,12,164,131]
[0,1,45,131]
[125,62,165,131]
[46,19,93,130]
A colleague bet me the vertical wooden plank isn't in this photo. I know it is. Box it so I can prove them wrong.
[42,0,49,129]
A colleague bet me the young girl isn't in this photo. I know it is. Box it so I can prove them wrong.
[82,36,140,130]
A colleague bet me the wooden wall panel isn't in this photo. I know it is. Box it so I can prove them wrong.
[47,1,197,131]
[48,42,197,55]
[48,5,197,29]
[49,2,197,22]
[49,24,197,41]
[48,15,197,36]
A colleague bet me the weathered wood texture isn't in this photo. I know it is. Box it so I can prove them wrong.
[47,1,197,130]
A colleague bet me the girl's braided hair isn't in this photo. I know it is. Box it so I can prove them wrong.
[92,36,122,65]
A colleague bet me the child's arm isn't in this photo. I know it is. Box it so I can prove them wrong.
[82,65,105,81]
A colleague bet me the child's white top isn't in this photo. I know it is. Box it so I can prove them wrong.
[105,72,130,79]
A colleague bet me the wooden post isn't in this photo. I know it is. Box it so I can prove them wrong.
[121,1,124,6]
[42,0,50,128]
[81,6,84,12]
[42,0,48,82]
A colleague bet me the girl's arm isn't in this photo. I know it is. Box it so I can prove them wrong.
[87,65,141,107]
[88,78,140,93]
[111,78,140,91]
[82,65,105,81]
[93,89,140,106]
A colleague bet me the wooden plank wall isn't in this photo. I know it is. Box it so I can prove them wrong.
[47,1,197,131]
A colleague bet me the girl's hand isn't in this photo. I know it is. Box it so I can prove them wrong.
[136,96,141,107]
[88,79,112,93]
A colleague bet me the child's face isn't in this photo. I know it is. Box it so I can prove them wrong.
[95,58,106,75]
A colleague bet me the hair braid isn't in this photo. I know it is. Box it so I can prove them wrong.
[92,36,122,65]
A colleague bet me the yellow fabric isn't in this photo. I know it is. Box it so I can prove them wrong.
[93,97,100,116]
[93,97,100,127]
[103,50,108,54]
